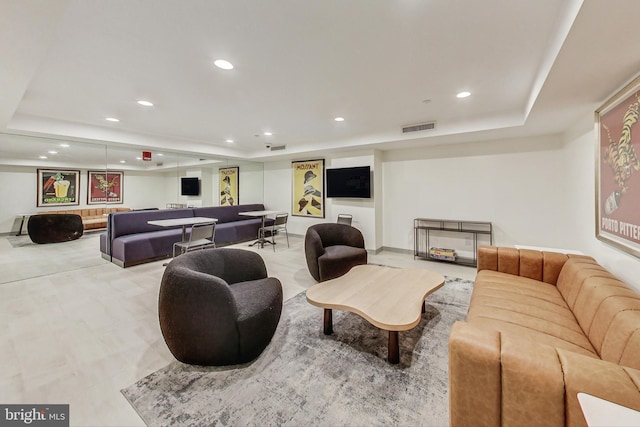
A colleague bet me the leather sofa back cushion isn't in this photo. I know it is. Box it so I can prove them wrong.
[518,249,570,284]
[477,245,570,285]
[557,258,640,369]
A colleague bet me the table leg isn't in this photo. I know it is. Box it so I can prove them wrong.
[388,331,400,364]
[422,300,426,314]
[249,215,268,248]
[323,309,333,335]
[16,215,27,236]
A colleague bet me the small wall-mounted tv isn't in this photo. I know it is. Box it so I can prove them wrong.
[326,166,371,198]
[181,177,200,196]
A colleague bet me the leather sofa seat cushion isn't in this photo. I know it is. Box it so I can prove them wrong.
[471,270,598,357]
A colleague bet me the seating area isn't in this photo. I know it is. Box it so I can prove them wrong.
[39,207,131,230]
[258,212,289,251]
[100,204,274,267]
[304,223,368,282]
[159,248,283,366]
[5,3,640,425]
[172,221,216,257]
[449,246,640,426]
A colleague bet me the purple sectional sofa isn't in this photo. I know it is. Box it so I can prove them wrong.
[100,204,273,267]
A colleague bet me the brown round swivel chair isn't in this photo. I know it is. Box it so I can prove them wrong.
[159,248,283,366]
[304,223,368,282]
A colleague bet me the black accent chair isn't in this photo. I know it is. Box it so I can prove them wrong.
[159,248,283,366]
[27,214,83,244]
[304,223,368,282]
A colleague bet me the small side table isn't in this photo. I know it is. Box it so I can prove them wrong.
[577,392,640,426]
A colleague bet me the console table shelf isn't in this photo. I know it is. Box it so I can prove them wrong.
[413,218,493,267]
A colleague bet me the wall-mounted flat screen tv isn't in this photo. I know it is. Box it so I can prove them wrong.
[326,166,371,198]
[181,177,200,196]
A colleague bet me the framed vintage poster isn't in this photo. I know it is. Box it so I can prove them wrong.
[37,169,80,207]
[219,166,239,206]
[87,171,123,204]
[292,159,324,218]
[596,74,640,258]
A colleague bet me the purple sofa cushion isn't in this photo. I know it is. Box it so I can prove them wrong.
[193,204,266,223]
[112,229,183,266]
[103,204,273,267]
[111,208,194,238]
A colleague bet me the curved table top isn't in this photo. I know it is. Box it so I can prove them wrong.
[306,264,445,331]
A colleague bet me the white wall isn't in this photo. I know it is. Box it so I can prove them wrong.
[0,166,179,233]
[382,135,569,253]
[0,162,268,233]
[237,162,265,205]
[0,166,36,232]
[263,153,378,249]
[380,127,640,290]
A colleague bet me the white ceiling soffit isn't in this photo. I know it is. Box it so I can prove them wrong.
[4,0,638,162]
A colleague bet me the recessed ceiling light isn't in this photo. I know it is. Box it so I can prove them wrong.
[39,155,47,159]
[106,117,120,122]
[136,157,142,160]
[48,150,58,154]
[120,160,126,164]
[59,143,70,148]
[137,100,154,107]
[334,117,345,122]
[157,153,164,156]
[226,139,234,143]
[213,59,234,70]
[263,132,272,136]
[456,91,471,98]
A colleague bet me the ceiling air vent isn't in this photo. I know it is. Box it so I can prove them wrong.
[402,121,436,133]
[270,145,286,151]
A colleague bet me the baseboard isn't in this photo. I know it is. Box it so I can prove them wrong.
[380,246,413,255]
[364,246,412,255]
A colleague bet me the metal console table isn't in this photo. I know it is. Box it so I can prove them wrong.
[413,218,493,267]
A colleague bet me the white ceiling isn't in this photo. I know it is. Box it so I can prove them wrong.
[3,0,640,165]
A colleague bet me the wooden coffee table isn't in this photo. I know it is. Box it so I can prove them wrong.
[306,264,445,364]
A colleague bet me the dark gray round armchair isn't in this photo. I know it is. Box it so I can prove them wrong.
[159,248,283,366]
[304,223,368,282]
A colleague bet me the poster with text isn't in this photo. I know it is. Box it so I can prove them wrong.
[219,167,239,206]
[292,159,324,218]
[596,73,640,258]
[37,169,80,207]
[88,171,123,204]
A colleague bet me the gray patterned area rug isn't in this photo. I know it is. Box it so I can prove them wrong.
[121,276,473,427]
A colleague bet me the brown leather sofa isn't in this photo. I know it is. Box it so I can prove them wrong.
[449,245,640,427]
[40,207,130,230]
